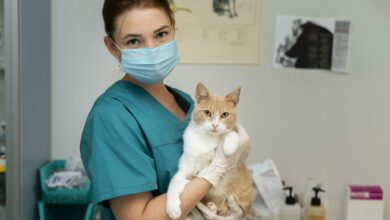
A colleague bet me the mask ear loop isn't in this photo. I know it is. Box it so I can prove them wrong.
[109,37,123,66]
[110,38,121,50]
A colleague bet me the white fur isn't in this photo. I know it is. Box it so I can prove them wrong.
[166,120,238,219]
[223,132,240,156]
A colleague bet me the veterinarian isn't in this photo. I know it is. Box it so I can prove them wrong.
[80,0,250,219]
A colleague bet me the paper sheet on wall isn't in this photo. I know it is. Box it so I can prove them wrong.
[172,0,262,64]
[273,16,351,73]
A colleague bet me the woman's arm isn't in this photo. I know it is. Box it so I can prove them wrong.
[109,177,211,220]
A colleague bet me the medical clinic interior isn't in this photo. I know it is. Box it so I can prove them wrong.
[1,0,389,220]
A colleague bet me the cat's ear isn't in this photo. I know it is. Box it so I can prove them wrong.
[225,87,241,107]
[195,82,210,103]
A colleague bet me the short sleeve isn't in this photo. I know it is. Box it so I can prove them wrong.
[80,98,157,207]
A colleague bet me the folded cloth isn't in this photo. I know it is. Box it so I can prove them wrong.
[46,171,86,189]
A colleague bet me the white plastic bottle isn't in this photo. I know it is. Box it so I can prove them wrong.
[279,186,302,220]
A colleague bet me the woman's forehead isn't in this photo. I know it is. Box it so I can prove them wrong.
[114,7,171,38]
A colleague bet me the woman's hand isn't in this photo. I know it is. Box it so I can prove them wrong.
[196,123,251,186]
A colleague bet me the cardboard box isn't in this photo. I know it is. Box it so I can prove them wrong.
[344,185,384,220]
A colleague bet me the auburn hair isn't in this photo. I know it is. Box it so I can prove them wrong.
[102,0,174,38]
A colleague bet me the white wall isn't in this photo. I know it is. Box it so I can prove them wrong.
[52,0,390,219]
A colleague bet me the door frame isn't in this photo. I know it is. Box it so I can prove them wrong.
[5,0,21,219]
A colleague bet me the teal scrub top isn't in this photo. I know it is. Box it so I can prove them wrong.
[80,80,194,219]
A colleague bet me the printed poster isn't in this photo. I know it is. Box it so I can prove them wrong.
[171,0,262,64]
[274,16,351,72]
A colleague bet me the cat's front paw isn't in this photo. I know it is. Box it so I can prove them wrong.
[223,143,238,155]
[223,132,240,156]
[167,198,182,220]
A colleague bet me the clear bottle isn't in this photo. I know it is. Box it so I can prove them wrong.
[279,186,302,220]
[304,187,326,220]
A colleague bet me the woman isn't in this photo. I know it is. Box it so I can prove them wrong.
[80,0,250,219]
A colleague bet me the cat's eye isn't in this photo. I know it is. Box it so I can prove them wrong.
[203,110,212,117]
[221,112,229,118]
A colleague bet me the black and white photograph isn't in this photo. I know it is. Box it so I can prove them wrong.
[274,16,350,72]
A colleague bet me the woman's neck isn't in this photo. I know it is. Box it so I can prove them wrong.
[122,74,186,121]
[122,74,173,105]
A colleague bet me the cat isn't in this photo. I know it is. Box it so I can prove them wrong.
[166,82,255,220]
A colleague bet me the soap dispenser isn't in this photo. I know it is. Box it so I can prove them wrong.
[304,187,326,220]
[279,186,301,220]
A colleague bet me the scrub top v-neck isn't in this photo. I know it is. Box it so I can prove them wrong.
[80,80,194,218]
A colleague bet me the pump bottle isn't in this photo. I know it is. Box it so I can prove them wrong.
[304,187,326,220]
[279,186,301,220]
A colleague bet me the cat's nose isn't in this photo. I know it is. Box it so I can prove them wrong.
[212,123,219,128]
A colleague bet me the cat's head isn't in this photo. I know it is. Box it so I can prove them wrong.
[192,82,241,135]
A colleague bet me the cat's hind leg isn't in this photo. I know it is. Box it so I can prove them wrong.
[223,131,240,156]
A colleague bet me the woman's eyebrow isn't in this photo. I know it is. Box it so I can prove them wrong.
[154,25,170,33]
[122,33,142,41]
[121,26,170,40]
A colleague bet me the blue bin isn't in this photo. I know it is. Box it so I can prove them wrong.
[38,201,96,220]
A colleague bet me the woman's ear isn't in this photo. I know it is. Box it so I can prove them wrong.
[171,18,177,34]
[172,18,176,29]
[104,36,121,62]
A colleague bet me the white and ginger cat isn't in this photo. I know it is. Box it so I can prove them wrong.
[166,82,255,220]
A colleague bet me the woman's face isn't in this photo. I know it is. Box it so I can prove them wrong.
[113,7,174,49]
[104,7,175,59]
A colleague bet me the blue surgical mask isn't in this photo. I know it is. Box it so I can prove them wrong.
[115,40,180,84]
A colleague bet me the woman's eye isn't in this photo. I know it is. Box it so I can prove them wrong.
[127,39,141,47]
[203,110,212,117]
[221,112,229,118]
[156,31,168,39]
